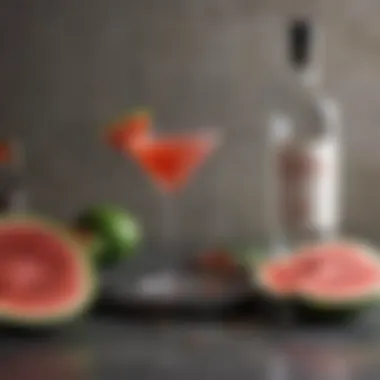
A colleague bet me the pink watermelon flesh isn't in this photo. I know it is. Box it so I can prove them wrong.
[259,250,329,296]
[260,242,380,302]
[297,243,380,300]
[0,223,91,318]
[259,258,296,296]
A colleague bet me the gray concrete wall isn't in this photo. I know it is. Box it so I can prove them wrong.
[1,0,380,244]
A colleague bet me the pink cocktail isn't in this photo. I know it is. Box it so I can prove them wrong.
[130,129,221,254]
[104,110,221,255]
[130,134,217,193]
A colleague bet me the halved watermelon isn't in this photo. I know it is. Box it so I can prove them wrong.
[296,242,380,307]
[0,215,96,327]
[255,240,380,324]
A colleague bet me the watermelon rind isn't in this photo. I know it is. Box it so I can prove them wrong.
[0,214,97,328]
[292,284,380,325]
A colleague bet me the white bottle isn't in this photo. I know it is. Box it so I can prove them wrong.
[266,18,342,256]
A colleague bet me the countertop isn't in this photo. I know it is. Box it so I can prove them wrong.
[2,252,380,380]
[1,313,380,380]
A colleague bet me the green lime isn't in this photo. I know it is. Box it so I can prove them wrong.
[74,204,142,268]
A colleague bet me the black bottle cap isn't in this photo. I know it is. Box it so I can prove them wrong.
[288,18,312,68]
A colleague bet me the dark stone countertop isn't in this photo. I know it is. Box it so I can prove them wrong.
[1,314,380,380]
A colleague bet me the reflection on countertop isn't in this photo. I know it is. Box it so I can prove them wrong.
[0,317,380,380]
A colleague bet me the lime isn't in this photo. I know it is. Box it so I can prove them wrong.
[74,204,142,268]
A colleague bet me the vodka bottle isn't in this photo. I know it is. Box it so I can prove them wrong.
[266,18,342,256]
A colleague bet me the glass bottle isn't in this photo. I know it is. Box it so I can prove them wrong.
[266,18,342,256]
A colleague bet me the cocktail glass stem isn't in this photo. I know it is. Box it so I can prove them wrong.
[160,191,180,258]
[268,352,289,380]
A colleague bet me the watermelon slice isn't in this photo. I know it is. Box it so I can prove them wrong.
[255,240,380,323]
[0,216,96,327]
[296,242,380,307]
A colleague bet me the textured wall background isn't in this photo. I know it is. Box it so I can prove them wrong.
[1,0,380,245]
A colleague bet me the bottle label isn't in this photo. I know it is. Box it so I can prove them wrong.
[277,139,338,232]
[309,140,339,230]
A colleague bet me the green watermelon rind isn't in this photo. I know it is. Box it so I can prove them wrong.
[0,214,97,327]
[297,290,380,311]
[292,287,380,324]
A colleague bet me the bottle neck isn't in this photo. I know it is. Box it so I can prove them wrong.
[293,63,323,89]
[289,21,325,90]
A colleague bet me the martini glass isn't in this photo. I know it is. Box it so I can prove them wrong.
[129,128,221,258]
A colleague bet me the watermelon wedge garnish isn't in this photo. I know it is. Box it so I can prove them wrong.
[104,108,152,153]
